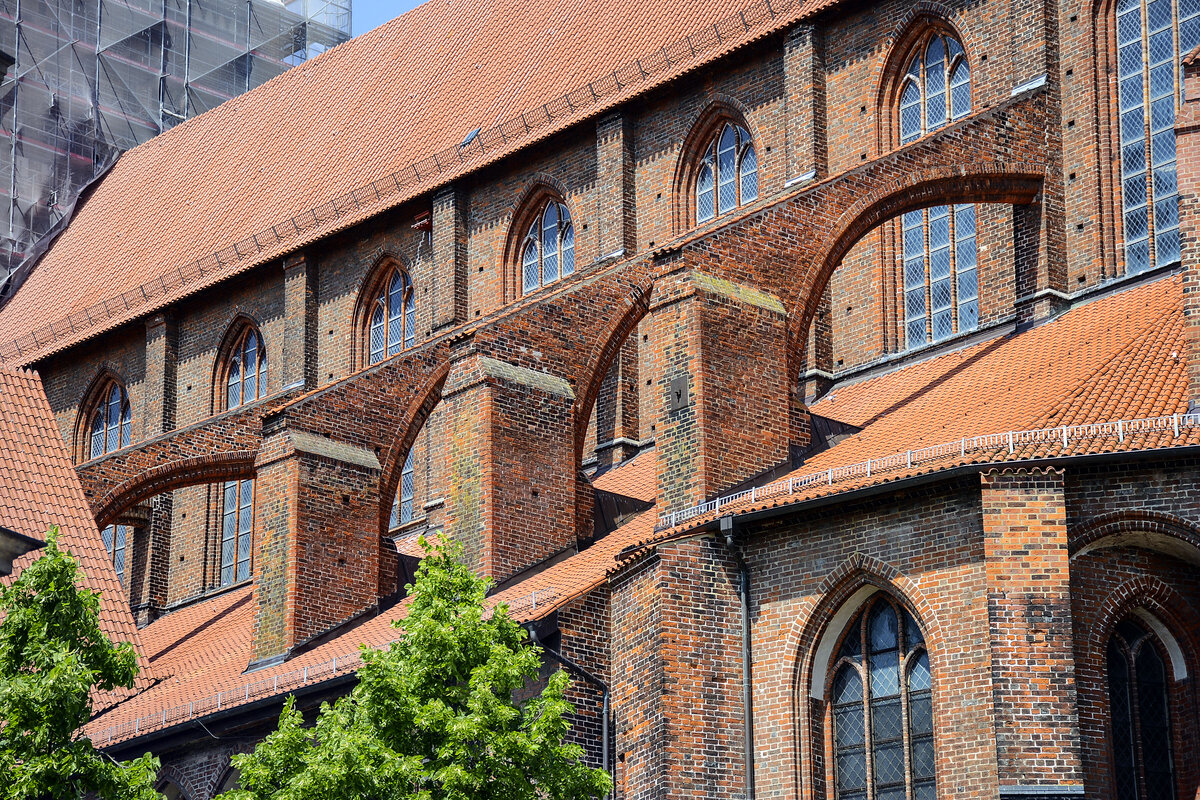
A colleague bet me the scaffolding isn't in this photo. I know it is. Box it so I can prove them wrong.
[0,0,350,287]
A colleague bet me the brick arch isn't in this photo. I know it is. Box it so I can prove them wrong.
[74,365,133,463]
[502,177,574,302]
[1070,509,1200,566]
[1080,576,1199,681]
[154,764,198,800]
[94,450,257,529]
[783,553,946,800]
[376,358,452,537]
[211,313,266,414]
[873,4,976,153]
[671,97,762,235]
[571,278,654,462]
[787,163,1045,366]
[352,250,415,371]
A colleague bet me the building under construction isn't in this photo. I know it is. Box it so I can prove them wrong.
[0,0,350,288]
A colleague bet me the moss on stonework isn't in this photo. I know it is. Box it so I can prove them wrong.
[692,272,786,315]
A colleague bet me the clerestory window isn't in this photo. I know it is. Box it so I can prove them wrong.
[1107,616,1177,800]
[87,381,131,459]
[896,31,977,351]
[521,201,576,294]
[224,326,266,409]
[696,123,758,224]
[367,267,416,365]
[829,595,935,800]
[1115,0,1200,273]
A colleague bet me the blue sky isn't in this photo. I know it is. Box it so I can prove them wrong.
[352,0,424,36]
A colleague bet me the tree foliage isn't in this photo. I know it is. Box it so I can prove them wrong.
[219,537,610,800]
[0,527,161,800]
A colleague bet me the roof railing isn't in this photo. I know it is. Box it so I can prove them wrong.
[0,0,804,364]
[656,412,1200,530]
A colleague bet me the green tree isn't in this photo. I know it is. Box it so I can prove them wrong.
[0,527,161,800]
[220,537,611,800]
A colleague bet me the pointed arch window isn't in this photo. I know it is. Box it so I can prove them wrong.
[896,31,977,351]
[87,381,131,459]
[224,326,266,409]
[367,267,416,365]
[1107,616,1177,800]
[219,478,254,586]
[829,595,935,800]
[521,201,576,294]
[696,123,758,224]
[100,524,129,585]
[389,449,415,530]
[1115,0,1200,273]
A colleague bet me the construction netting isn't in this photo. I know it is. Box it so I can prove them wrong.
[0,0,350,290]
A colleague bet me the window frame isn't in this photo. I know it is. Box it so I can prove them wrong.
[693,121,759,226]
[217,477,255,588]
[824,593,937,800]
[518,199,576,296]
[219,324,267,411]
[81,378,132,462]
[100,523,131,586]
[355,256,418,370]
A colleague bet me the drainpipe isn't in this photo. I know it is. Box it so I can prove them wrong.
[529,627,612,796]
[722,515,756,800]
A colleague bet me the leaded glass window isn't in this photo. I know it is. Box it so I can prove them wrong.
[1116,0,1199,273]
[390,449,415,530]
[896,32,977,351]
[101,524,129,585]
[696,123,757,224]
[521,201,576,294]
[225,327,266,409]
[367,268,416,365]
[830,595,935,800]
[220,478,254,586]
[1107,616,1177,800]
[88,382,132,459]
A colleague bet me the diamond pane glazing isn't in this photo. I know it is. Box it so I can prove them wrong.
[870,651,900,698]
[909,652,932,692]
[836,750,867,791]
[835,704,865,748]
[871,697,902,741]
[872,742,905,785]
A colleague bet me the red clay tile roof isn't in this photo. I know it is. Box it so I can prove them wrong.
[0,366,153,692]
[88,509,656,747]
[0,0,825,366]
[656,273,1192,535]
[591,448,657,503]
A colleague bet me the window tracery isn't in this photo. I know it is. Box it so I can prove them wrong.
[521,201,576,294]
[696,122,758,224]
[895,30,977,350]
[1107,615,1177,800]
[829,594,935,800]
[224,326,266,409]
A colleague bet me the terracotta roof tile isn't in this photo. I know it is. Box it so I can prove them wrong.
[0,0,823,365]
[591,448,657,503]
[0,366,152,692]
[657,273,1190,534]
[87,510,656,747]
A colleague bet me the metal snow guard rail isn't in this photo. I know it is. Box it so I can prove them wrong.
[0,0,803,363]
[656,413,1200,531]
[95,587,561,746]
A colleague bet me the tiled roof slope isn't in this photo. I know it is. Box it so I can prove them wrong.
[591,447,657,503]
[0,367,152,691]
[0,0,821,365]
[660,272,1191,533]
[88,508,656,747]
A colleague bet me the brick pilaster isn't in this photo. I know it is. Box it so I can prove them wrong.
[1177,55,1200,408]
[981,466,1083,794]
[281,253,317,391]
[784,23,826,183]
[432,186,468,332]
[596,112,635,260]
[250,421,382,662]
[611,539,745,800]
[143,312,177,437]
[442,343,578,583]
[649,267,792,515]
